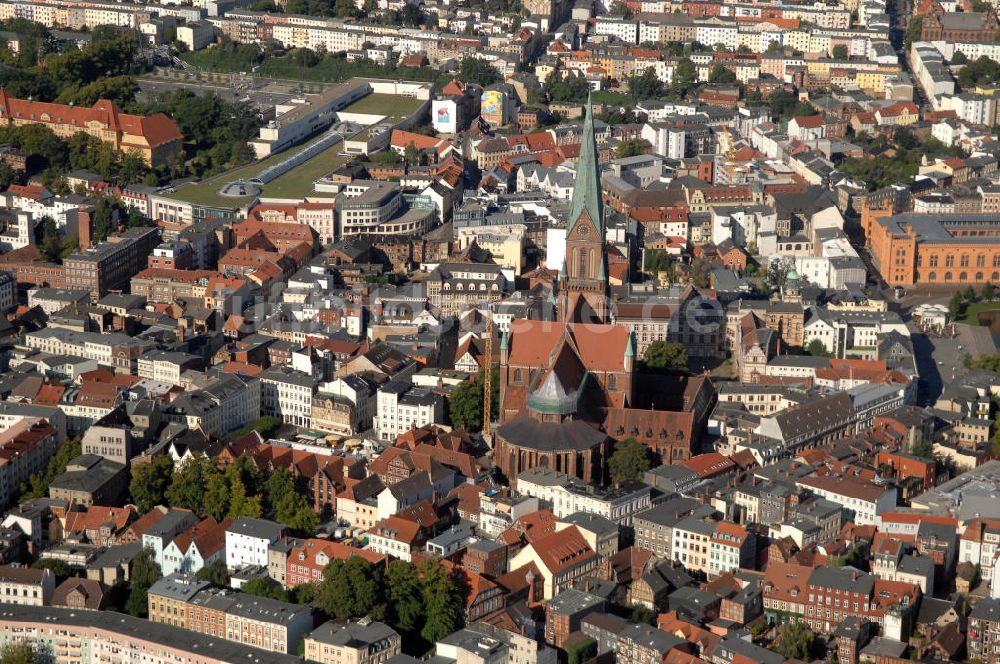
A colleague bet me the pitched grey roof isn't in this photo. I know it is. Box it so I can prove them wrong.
[227,517,283,541]
[807,566,875,595]
[307,619,399,647]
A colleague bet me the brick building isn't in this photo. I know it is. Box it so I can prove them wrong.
[864,204,1000,286]
[0,89,183,166]
[64,226,160,297]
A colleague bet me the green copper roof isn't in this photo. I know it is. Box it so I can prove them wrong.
[566,92,603,235]
[500,328,509,350]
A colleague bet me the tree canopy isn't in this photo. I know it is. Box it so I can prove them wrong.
[806,339,831,357]
[310,555,461,653]
[616,139,647,158]
[669,58,697,99]
[458,58,501,86]
[130,455,174,513]
[690,257,712,288]
[776,620,821,661]
[20,437,80,501]
[627,67,663,99]
[125,547,161,618]
[242,577,290,602]
[0,641,41,664]
[265,468,319,536]
[644,340,688,372]
[609,438,652,484]
[196,559,230,587]
[904,16,923,48]
[546,69,591,103]
[449,366,499,433]
[957,56,1000,88]
[708,64,737,84]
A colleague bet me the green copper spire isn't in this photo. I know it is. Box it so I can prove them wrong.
[567,91,603,234]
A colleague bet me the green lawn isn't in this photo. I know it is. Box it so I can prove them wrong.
[179,50,451,88]
[262,148,348,199]
[164,91,424,207]
[340,93,425,118]
[958,300,1000,325]
[165,132,346,207]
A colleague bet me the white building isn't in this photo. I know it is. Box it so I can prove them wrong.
[160,517,228,577]
[941,92,995,126]
[802,308,909,359]
[375,378,444,441]
[594,16,639,43]
[796,475,897,526]
[710,205,777,250]
[225,517,284,572]
[516,467,652,526]
[0,566,54,606]
[261,366,320,428]
[641,123,686,159]
[162,374,260,440]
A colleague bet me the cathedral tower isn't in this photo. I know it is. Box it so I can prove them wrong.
[557,92,609,324]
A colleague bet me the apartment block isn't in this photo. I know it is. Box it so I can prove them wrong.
[63,226,160,297]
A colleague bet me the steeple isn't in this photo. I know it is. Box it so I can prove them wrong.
[567,91,603,235]
[557,90,609,325]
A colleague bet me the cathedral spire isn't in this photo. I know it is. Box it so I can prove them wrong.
[567,91,603,235]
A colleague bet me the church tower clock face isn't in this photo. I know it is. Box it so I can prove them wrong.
[578,225,590,237]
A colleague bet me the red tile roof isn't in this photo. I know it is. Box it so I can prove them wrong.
[795,115,823,129]
[682,453,735,478]
[171,517,231,558]
[0,90,182,148]
[64,506,136,538]
[506,321,631,373]
[529,525,597,574]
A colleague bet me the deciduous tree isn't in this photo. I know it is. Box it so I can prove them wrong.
[708,64,736,84]
[196,559,230,586]
[0,640,40,664]
[130,455,174,513]
[420,559,461,643]
[644,340,688,372]
[386,560,424,632]
[806,339,831,357]
[126,547,161,618]
[609,438,652,484]
[776,620,820,661]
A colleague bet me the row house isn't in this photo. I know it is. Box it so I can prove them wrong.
[161,517,231,577]
[0,418,60,509]
[285,538,385,588]
[508,525,599,600]
[961,517,1000,583]
[150,574,313,654]
[796,474,897,527]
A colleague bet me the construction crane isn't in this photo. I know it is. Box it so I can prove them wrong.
[482,313,494,437]
[720,123,738,185]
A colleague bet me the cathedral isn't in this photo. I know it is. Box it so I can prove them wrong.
[493,95,631,485]
[492,95,703,484]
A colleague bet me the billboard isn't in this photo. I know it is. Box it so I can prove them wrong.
[481,90,505,128]
[432,99,458,134]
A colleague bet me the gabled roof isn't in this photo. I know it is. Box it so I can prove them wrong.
[64,506,136,539]
[507,321,630,373]
[170,516,231,559]
[528,525,597,574]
